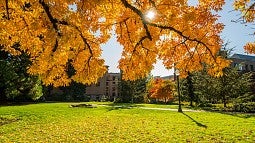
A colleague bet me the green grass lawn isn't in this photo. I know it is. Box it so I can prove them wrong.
[0,102,254,142]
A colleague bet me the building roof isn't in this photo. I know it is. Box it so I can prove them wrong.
[230,54,255,62]
[108,72,120,75]
[154,75,174,80]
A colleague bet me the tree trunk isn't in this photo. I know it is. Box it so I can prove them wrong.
[221,73,227,108]
[223,93,227,108]
[190,100,193,107]
[0,86,7,104]
[187,72,194,107]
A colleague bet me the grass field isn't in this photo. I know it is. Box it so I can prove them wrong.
[0,102,254,142]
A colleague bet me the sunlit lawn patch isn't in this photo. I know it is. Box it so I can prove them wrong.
[0,102,254,142]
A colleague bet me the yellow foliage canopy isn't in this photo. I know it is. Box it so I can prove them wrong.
[233,0,255,54]
[0,0,230,86]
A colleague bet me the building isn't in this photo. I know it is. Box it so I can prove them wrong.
[230,53,255,72]
[85,68,121,101]
[154,75,175,80]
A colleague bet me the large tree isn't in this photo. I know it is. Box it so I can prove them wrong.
[0,0,230,86]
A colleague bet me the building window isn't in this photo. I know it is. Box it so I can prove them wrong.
[107,75,111,81]
[245,64,249,71]
[239,64,243,71]
[96,82,100,86]
[106,81,109,86]
[112,76,115,81]
[113,82,115,85]
[112,87,116,91]
[251,65,254,71]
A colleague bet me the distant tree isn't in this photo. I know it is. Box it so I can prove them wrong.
[218,67,252,107]
[60,82,87,101]
[190,67,252,107]
[216,48,252,107]
[0,49,43,102]
[118,77,148,103]
[186,72,195,106]
[181,72,196,106]
[149,78,175,103]
[190,70,217,105]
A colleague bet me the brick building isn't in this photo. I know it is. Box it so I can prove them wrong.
[230,53,255,72]
[85,69,121,101]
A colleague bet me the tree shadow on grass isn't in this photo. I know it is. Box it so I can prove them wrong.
[0,117,19,126]
[182,112,207,128]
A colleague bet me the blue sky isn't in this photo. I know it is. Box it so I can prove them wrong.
[101,1,254,76]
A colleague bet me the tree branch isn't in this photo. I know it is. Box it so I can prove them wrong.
[39,0,94,65]
[124,20,133,44]
[129,35,148,61]
[74,26,93,67]
[39,0,57,28]
[121,0,152,40]
[5,0,9,20]
[39,0,60,36]
[135,35,148,49]
[146,22,215,60]
[39,0,71,53]
[120,0,216,61]
[148,0,156,7]
[53,39,58,52]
